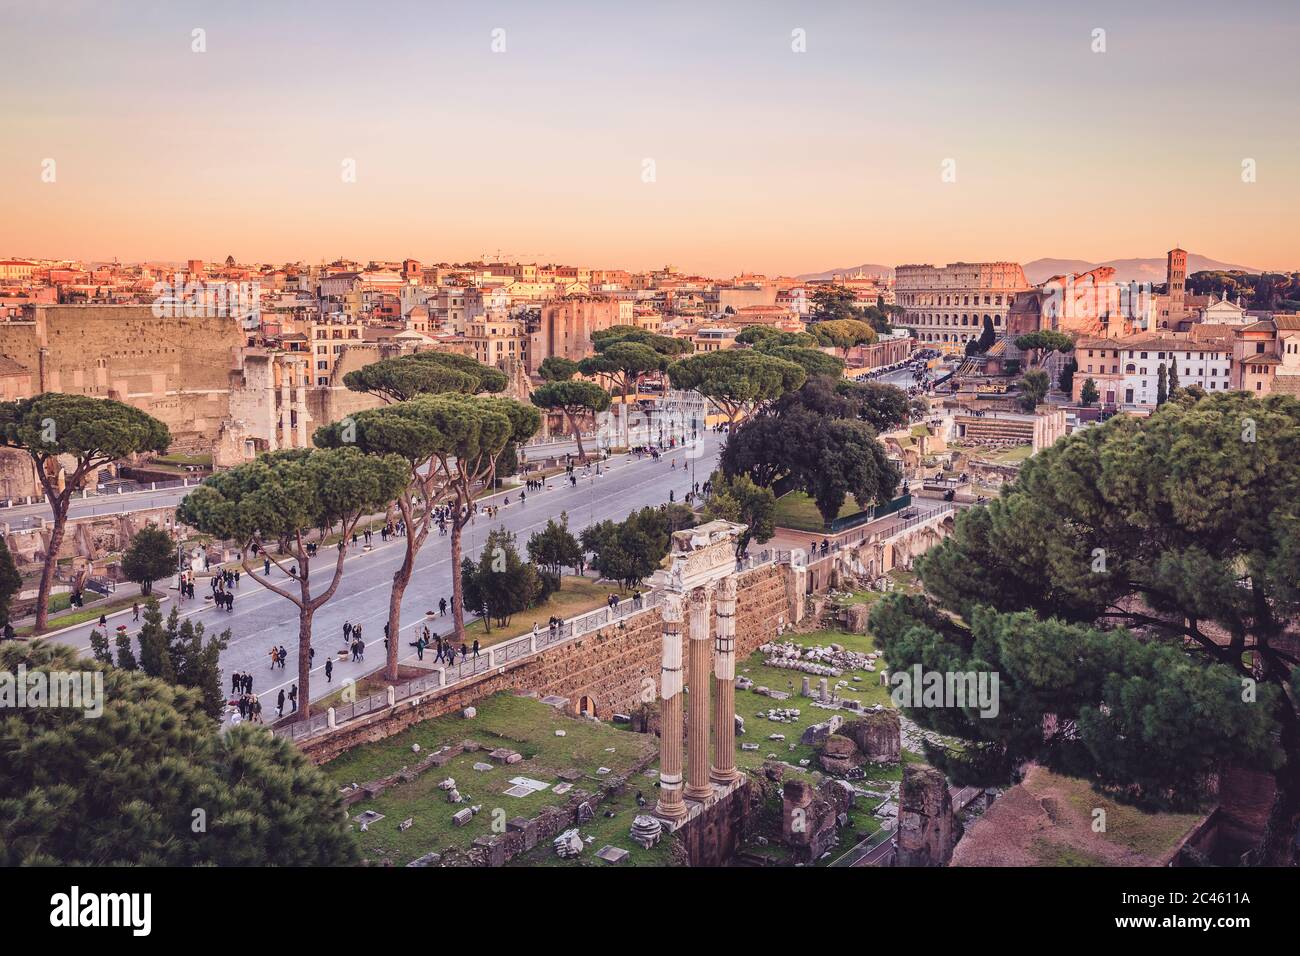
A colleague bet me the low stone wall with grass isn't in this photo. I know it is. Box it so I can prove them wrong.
[300,563,795,765]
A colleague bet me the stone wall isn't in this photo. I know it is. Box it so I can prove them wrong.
[1,306,244,450]
[676,778,756,866]
[896,763,958,867]
[300,563,794,764]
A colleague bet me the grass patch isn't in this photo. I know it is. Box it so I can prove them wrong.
[1030,838,1110,867]
[978,444,1033,465]
[155,452,213,467]
[319,693,659,866]
[1058,774,1207,858]
[17,592,143,636]
[773,491,863,533]
[463,576,624,649]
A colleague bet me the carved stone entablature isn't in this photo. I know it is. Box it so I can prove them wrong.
[651,519,746,594]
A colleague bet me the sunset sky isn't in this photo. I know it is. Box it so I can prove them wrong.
[2,0,1297,275]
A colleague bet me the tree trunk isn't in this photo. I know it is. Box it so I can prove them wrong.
[571,411,586,462]
[34,508,67,632]
[1262,693,1300,864]
[384,495,418,681]
[297,607,313,720]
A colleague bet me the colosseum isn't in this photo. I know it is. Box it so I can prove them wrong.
[894,261,1031,353]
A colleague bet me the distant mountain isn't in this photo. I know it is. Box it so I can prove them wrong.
[795,263,894,281]
[1023,254,1262,285]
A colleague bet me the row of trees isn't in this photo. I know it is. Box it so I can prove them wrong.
[179,350,543,719]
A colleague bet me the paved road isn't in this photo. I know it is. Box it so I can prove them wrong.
[46,434,723,715]
[0,485,201,529]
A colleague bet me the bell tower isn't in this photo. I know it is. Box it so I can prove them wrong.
[1167,247,1187,325]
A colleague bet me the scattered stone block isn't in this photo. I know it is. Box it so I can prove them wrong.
[406,851,441,867]
[452,808,474,827]
[630,815,663,849]
[399,818,413,831]
[463,707,477,719]
[596,845,630,864]
[554,828,584,858]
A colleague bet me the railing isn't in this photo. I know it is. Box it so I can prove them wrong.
[272,549,792,743]
[830,826,895,868]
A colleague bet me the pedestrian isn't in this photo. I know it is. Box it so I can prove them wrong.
[231,671,241,695]
[439,597,447,616]
[288,684,297,712]
[278,645,287,669]
[132,602,140,622]
[472,639,480,660]
[325,658,333,683]
[277,688,285,717]
[269,647,278,669]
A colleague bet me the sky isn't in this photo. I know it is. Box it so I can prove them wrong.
[1,0,1298,275]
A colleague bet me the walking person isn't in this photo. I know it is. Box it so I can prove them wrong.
[288,684,298,713]
[276,688,285,717]
[325,658,333,684]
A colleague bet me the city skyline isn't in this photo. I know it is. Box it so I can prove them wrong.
[3,0,1298,274]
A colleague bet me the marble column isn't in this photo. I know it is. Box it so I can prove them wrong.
[710,575,740,785]
[654,592,687,821]
[684,584,714,802]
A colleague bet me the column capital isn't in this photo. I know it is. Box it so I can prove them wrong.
[687,582,714,610]
[716,574,737,604]
[660,591,684,624]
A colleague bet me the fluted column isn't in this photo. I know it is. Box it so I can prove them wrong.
[655,592,687,821]
[710,575,740,785]
[684,584,714,802]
